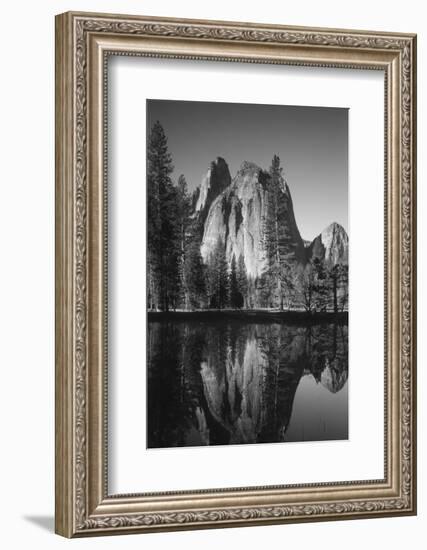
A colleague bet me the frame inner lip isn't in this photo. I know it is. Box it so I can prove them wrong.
[102,50,388,499]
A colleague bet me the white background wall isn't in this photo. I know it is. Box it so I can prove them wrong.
[0,1,424,548]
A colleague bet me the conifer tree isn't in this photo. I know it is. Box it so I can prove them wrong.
[266,154,297,310]
[237,254,249,308]
[185,241,206,309]
[176,174,191,309]
[206,238,228,309]
[229,255,241,308]
[338,264,349,312]
[326,263,349,313]
[263,155,284,308]
[147,121,181,311]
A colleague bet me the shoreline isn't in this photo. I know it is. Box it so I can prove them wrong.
[147,310,348,324]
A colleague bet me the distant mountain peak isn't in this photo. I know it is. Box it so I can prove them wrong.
[308,222,348,265]
[324,221,345,233]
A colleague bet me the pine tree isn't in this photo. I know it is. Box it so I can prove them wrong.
[300,262,316,312]
[236,254,249,308]
[205,260,215,308]
[176,174,191,309]
[266,154,297,310]
[206,238,228,309]
[312,258,328,311]
[338,264,349,312]
[147,121,181,311]
[185,241,206,309]
[296,258,328,313]
[147,124,162,310]
[326,263,349,313]
[263,155,284,308]
[229,255,242,308]
[217,239,229,309]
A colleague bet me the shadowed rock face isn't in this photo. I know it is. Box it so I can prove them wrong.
[200,161,305,278]
[307,222,348,266]
[194,157,231,223]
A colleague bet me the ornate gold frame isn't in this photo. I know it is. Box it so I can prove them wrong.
[55,11,417,537]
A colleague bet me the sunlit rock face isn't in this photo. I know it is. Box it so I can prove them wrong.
[307,222,348,265]
[200,161,305,278]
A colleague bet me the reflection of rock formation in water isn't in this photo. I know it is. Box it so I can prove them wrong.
[200,327,265,444]
[308,323,348,392]
[147,320,348,448]
[320,361,348,393]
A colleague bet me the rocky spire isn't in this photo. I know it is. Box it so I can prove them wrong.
[200,160,305,278]
[194,157,231,222]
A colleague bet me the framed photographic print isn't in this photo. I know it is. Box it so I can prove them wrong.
[55,12,417,537]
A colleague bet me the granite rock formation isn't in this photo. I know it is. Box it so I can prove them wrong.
[193,157,231,223]
[191,157,348,283]
[200,161,305,278]
[307,222,348,266]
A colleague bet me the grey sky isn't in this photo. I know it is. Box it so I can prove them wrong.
[147,99,348,241]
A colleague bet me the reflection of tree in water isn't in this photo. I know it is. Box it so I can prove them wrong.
[147,322,206,448]
[147,320,348,448]
[306,323,348,393]
[258,325,306,443]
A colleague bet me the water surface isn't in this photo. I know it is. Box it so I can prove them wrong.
[147,318,348,448]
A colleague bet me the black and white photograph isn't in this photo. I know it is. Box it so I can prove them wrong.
[0,0,419,544]
[147,99,349,449]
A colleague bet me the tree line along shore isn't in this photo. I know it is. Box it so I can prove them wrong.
[147,121,348,314]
